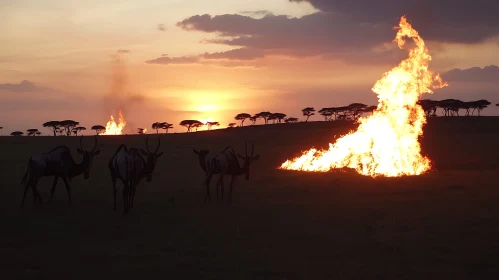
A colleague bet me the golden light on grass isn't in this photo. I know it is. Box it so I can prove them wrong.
[280,16,448,177]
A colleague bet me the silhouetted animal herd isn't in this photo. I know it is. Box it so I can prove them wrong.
[21,136,260,213]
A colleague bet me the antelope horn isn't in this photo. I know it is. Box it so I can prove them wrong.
[155,135,160,154]
[146,136,151,153]
[79,135,84,150]
[251,143,255,156]
[92,135,98,152]
[245,142,248,157]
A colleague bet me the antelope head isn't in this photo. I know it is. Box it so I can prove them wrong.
[77,135,101,179]
[140,136,163,182]
[193,149,210,173]
[237,142,260,180]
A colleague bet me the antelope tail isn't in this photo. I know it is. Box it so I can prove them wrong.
[21,158,32,184]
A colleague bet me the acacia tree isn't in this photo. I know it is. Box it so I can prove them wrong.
[285,117,298,123]
[27,129,39,136]
[273,113,287,123]
[192,122,204,132]
[72,126,86,136]
[35,131,42,136]
[91,125,106,135]
[160,122,173,133]
[249,116,258,125]
[206,121,220,130]
[255,111,272,124]
[43,121,61,136]
[11,131,23,136]
[60,120,79,136]
[235,113,251,127]
[180,120,203,132]
[227,123,237,128]
[302,107,315,122]
[152,122,161,134]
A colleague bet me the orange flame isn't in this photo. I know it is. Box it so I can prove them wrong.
[280,16,448,177]
[102,110,126,135]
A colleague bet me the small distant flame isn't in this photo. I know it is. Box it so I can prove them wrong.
[102,110,126,135]
[279,16,447,177]
[143,128,147,134]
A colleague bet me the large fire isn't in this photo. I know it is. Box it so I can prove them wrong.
[280,16,447,177]
[102,110,126,135]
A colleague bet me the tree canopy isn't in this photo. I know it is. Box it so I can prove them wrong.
[91,125,106,135]
[180,120,203,132]
[235,113,251,126]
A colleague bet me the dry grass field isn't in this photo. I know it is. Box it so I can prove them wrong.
[1,117,499,279]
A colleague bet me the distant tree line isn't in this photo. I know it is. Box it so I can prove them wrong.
[4,98,497,136]
[418,99,491,117]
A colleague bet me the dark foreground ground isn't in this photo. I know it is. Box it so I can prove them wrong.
[1,117,499,279]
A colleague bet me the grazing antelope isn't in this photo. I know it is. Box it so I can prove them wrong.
[194,143,260,204]
[21,136,100,206]
[109,137,162,213]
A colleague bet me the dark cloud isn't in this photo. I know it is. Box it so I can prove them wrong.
[290,0,499,44]
[145,55,200,65]
[0,80,46,92]
[157,24,167,32]
[177,13,396,62]
[117,49,131,53]
[239,10,274,17]
[442,65,499,83]
[203,48,265,60]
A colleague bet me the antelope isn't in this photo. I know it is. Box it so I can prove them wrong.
[129,136,163,208]
[21,136,100,207]
[194,143,260,204]
[109,137,162,213]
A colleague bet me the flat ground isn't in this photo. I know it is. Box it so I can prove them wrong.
[1,117,499,279]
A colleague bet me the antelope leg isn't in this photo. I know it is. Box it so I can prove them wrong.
[49,176,59,203]
[62,177,71,205]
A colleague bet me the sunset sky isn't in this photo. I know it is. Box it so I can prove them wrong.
[1,0,499,134]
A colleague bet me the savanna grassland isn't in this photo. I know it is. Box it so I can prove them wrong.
[1,117,499,279]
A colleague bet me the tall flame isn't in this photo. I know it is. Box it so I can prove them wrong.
[280,16,447,177]
[102,110,126,135]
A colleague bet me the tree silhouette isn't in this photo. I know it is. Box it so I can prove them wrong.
[206,121,220,130]
[285,117,298,123]
[302,107,315,122]
[255,111,272,124]
[152,122,161,134]
[474,99,491,116]
[72,126,86,136]
[235,113,251,127]
[227,123,237,128]
[43,121,61,136]
[35,131,42,136]
[249,115,258,125]
[273,113,287,123]
[137,128,145,134]
[192,122,204,132]
[496,103,499,106]
[318,108,333,121]
[27,129,39,136]
[180,120,203,132]
[60,120,79,136]
[160,122,173,133]
[268,113,277,124]
[11,131,23,136]
[91,125,106,135]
